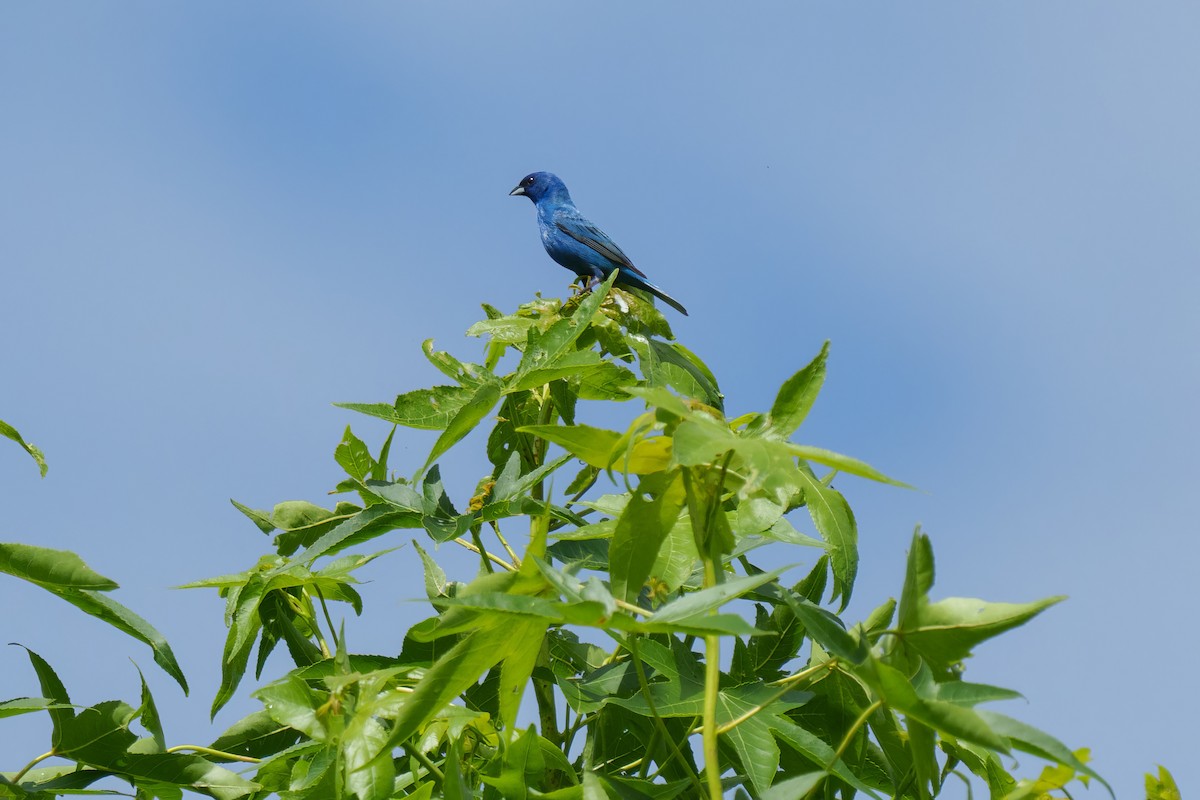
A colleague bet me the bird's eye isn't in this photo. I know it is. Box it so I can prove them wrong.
[524,176,535,185]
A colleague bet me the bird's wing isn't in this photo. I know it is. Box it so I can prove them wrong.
[554,216,647,278]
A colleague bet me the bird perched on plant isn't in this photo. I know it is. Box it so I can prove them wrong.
[509,172,688,316]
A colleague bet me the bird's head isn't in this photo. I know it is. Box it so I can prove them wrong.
[509,172,571,205]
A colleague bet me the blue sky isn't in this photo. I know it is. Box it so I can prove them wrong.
[2,3,1196,796]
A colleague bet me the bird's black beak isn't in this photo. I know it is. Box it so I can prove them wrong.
[509,185,526,196]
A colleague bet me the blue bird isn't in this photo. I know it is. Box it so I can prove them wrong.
[509,172,688,316]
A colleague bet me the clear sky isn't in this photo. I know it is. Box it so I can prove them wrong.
[2,4,1196,797]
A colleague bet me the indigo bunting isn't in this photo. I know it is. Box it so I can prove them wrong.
[509,172,688,316]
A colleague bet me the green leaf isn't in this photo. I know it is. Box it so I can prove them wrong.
[51,589,189,694]
[635,612,767,638]
[518,423,616,468]
[14,646,73,740]
[772,718,882,797]
[759,772,826,800]
[0,696,64,719]
[770,586,866,664]
[135,665,166,752]
[510,348,608,393]
[977,710,1112,795]
[335,384,473,431]
[8,766,111,792]
[519,423,669,474]
[422,338,491,388]
[1146,766,1181,800]
[633,338,723,410]
[794,465,857,609]
[499,623,549,737]
[0,542,119,590]
[421,378,503,474]
[577,361,638,401]
[467,313,536,346]
[898,527,934,633]
[120,753,261,800]
[933,681,1023,707]
[0,418,47,476]
[715,684,811,795]
[904,595,1065,671]
[513,272,616,385]
[788,444,909,487]
[297,504,415,565]
[56,700,138,762]
[231,499,276,534]
[413,540,449,600]
[343,715,394,800]
[480,725,548,798]
[3,560,188,693]
[895,529,1064,673]
[211,577,266,717]
[334,426,375,482]
[609,470,686,604]
[652,567,790,623]
[670,417,737,467]
[209,709,302,760]
[441,738,472,800]
[383,619,539,751]
[863,658,1009,752]
[255,675,329,741]
[764,341,828,438]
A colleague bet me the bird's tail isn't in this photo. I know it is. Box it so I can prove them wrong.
[618,273,689,316]
[645,284,689,316]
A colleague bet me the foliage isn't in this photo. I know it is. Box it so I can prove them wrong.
[0,279,1153,798]
[1,419,47,477]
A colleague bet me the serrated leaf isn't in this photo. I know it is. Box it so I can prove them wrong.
[905,595,1065,671]
[1,418,48,476]
[864,658,1009,752]
[209,709,302,760]
[633,338,723,410]
[14,646,73,740]
[795,465,857,609]
[335,384,473,431]
[255,675,328,741]
[519,423,668,474]
[422,338,490,388]
[978,711,1112,795]
[652,568,790,623]
[382,619,538,753]
[764,341,828,438]
[56,700,138,762]
[610,470,685,604]
[14,584,189,694]
[120,752,261,800]
[788,444,909,487]
[334,426,375,482]
[421,378,503,475]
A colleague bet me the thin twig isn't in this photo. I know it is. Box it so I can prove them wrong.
[452,537,515,571]
[165,744,262,764]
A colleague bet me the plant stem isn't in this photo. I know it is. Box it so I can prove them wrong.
[702,634,722,798]
[470,525,493,573]
[10,750,55,784]
[452,537,515,571]
[628,635,707,796]
[489,520,520,567]
[802,699,885,800]
[532,637,560,749]
[165,744,262,763]
[828,699,881,769]
[313,586,338,650]
[402,743,445,784]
